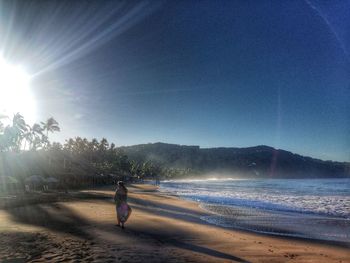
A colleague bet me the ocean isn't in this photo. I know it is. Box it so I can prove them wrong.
[160,178,350,243]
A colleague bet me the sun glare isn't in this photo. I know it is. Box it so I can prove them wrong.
[0,57,36,124]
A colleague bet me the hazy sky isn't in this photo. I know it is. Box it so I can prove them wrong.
[1,0,349,161]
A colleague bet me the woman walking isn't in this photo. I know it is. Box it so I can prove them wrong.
[114,181,132,229]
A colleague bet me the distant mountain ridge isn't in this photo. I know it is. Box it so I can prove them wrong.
[120,143,350,178]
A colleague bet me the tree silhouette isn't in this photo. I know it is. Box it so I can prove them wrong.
[0,113,28,152]
[41,117,60,148]
[23,123,43,150]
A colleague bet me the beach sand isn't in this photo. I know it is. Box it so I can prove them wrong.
[0,184,349,263]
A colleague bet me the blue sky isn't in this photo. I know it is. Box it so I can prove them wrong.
[1,0,349,161]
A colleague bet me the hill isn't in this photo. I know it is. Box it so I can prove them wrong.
[120,143,350,179]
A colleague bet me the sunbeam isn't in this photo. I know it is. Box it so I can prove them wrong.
[32,2,161,77]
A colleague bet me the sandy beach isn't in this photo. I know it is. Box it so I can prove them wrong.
[0,184,349,263]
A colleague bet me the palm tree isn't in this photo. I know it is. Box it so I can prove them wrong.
[41,117,60,137]
[0,121,4,133]
[41,117,60,148]
[23,123,43,150]
[31,123,44,150]
[10,113,27,152]
[22,130,32,151]
[12,113,26,129]
[0,126,11,152]
[40,117,60,171]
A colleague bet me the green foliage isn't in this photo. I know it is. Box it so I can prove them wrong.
[0,114,168,190]
[0,114,62,191]
[0,114,60,152]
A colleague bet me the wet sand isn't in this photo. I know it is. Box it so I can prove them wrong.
[0,184,349,262]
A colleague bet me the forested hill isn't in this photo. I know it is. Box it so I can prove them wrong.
[120,143,350,179]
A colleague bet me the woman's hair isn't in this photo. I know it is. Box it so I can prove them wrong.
[117,181,127,192]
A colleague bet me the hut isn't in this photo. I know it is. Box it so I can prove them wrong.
[25,175,45,191]
[44,177,60,190]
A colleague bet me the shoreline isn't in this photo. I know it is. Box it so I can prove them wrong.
[0,184,349,262]
[160,184,350,248]
[198,203,350,245]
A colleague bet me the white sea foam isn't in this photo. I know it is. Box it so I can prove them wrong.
[161,177,240,183]
[160,178,350,218]
[160,178,350,242]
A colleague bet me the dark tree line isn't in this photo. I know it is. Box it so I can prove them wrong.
[0,113,165,192]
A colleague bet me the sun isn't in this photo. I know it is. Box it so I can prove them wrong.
[0,57,36,124]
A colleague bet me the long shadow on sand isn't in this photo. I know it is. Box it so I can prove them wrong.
[94,222,251,263]
[122,196,251,262]
[128,195,207,217]
[3,190,251,262]
[5,203,90,239]
[131,203,205,225]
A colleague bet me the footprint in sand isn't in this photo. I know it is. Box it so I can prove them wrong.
[284,253,298,259]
